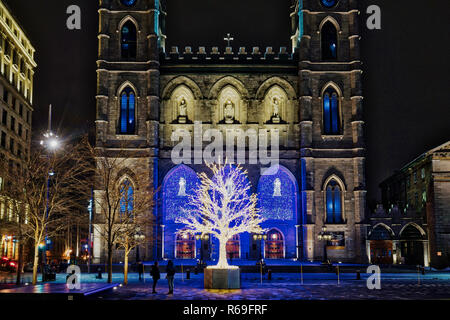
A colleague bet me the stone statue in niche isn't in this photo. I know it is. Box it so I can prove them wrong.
[273,178,282,197]
[178,177,187,196]
[224,100,235,124]
[179,98,187,116]
[271,97,281,124]
[178,98,188,124]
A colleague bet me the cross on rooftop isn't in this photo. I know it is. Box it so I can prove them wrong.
[224,33,234,47]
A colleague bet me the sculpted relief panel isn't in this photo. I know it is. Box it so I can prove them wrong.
[263,86,288,124]
[170,85,195,124]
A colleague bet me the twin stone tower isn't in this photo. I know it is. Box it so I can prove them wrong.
[93,0,367,265]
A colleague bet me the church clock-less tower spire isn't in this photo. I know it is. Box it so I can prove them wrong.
[296,0,367,262]
[94,0,166,263]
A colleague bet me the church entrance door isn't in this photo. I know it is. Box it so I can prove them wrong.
[370,240,393,265]
[175,233,195,259]
[265,229,284,259]
[226,235,240,259]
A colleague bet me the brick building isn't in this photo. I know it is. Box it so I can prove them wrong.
[0,0,36,260]
[93,0,367,264]
[368,141,450,267]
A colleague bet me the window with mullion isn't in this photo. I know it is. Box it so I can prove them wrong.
[326,180,343,224]
[119,87,136,134]
[121,21,137,60]
[323,88,341,135]
[321,21,338,61]
[119,179,134,217]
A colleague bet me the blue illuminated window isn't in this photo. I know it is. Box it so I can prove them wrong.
[163,165,200,222]
[326,179,343,224]
[321,21,338,60]
[119,179,134,216]
[119,87,136,134]
[321,0,338,8]
[121,21,137,59]
[323,87,341,135]
[258,166,298,221]
[121,0,137,6]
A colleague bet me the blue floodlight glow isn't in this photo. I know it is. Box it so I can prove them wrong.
[258,166,298,221]
[163,165,199,222]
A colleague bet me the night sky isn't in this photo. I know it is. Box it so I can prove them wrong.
[3,0,449,203]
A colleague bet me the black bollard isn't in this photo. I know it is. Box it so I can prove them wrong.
[186,269,191,280]
[421,267,425,275]
[268,269,272,281]
[356,270,361,280]
[97,267,103,279]
[194,266,198,275]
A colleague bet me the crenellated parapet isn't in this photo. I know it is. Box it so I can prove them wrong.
[160,46,299,64]
[371,203,423,217]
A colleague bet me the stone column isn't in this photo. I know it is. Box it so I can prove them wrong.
[393,240,400,264]
[423,241,430,267]
[161,225,165,259]
[366,240,371,264]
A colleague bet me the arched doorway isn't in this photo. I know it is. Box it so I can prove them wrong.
[400,225,425,266]
[265,229,284,259]
[226,235,240,259]
[257,165,298,260]
[175,233,195,259]
[369,224,394,265]
[162,164,199,259]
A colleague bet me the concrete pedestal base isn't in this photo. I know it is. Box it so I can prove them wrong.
[204,267,240,289]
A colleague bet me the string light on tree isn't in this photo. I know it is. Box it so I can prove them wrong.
[176,161,266,269]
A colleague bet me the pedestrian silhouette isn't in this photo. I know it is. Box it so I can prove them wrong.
[137,260,144,281]
[166,260,176,295]
[96,266,103,279]
[150,261,160,294]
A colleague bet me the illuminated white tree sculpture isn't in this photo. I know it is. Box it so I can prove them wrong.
[176,162,266,269]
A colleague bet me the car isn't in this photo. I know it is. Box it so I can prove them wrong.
[0,257,18,273]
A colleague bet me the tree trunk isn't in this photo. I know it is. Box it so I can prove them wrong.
[32,243,39,285]
[217,239,229,268]
[15,241,23,285]
[124,251,129,285]
[107,246,113,283]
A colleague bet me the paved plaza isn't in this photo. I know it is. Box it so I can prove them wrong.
[1,271,449,300]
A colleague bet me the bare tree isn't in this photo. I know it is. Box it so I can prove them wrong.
[0,178,29,285]
[0,141,90,285]
[177,162,266,269]
[85,142,154,283]
[115,212,151,285]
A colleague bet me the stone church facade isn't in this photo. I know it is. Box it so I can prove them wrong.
[93,0,367,264]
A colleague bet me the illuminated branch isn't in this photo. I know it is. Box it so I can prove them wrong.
[176,161,266,268]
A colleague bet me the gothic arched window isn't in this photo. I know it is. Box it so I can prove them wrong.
[162,165,200,222]
[119,179,134,216]
[325,179,343,224]
[121,21,137,59]
[323,86,341,135]
[119,87,136,134]
[321,21,338,60]
[257,165,298,221]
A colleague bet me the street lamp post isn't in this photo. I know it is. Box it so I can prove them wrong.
[195,234,209,268]
[317,226,333,264]
[87,190,93,273]
[39,105,60,280]
[134,227,145,262]
[253,233,267,264]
